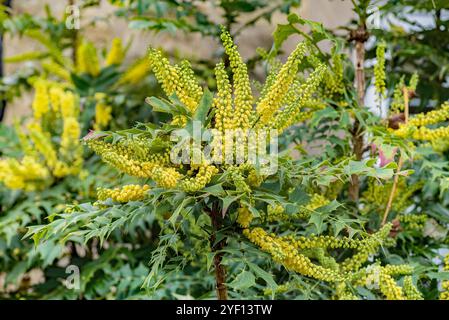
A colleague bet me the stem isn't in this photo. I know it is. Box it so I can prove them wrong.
[68,0,78,66]
[208,201,228,300]
[348,22,368,202]
[381,87,409,226]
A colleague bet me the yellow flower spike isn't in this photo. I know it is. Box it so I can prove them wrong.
[394,102,449,140]
[42,61,72,82]
[374,41,387,98]
[0,156,50,191]
[60,90,78,119]
[105,38,125,66]
[340,223,392,272]
[324,54,345,97]
[379,271,405,300]
[76,41,100,77]
[408,73,419,93]
[117,58,150,85]
[179,60,203,106]
[399,214,427,231]
[408,102,449,127]
[86,139,181,188]
[213,62,233,133]
[243,227,346,282]
[274,64,327,132]
[403,276,423,300]
[180,164,218,193]
[31,79,50,119]
[148,48,200,113]
[257,58,283,104]
[27,122,58,169]
[49,86,64,113]
[13,120,34,156]
[220,28,253,130]
[94,102,112,130]
[97,184,150,203]
[256,42,308,125]
[440,255,449,300]
[267,204,288,222]
[236,206,253,228]
[390,77,405,114]
[61,117,81,157]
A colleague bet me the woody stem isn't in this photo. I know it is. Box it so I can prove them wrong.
[208,201,228,300]
[382,87,409,226]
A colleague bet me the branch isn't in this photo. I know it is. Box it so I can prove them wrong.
[382,87,409,226]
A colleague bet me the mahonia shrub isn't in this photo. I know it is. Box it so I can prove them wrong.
[0,78,147,298]
[26,28,432,300]
[6,30,158,130]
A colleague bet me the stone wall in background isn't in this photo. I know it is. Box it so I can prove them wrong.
[3,0,353,123]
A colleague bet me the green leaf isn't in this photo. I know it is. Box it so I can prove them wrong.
[288,186,311,205]
[228,270,255,291]
[192,89,212,123]
[427,271,449,281]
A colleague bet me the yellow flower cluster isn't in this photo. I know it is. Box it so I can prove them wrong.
[0,79,83,191]
[267,204,288,222]
[256,42,308,125]
[334,282,359,300]
[27,122,58,168]
[412,125,449,141]
[94,101,112,130]
[32,78,50,119]
[362,178,421,214]
[431,137,449,153]
[374,41,387,98]
[0,156,50,191]
[354,264,421,300]
[247,169,263,187]
[229,168,251,193]
[394,102,449,140]
[236,206,253,229]
[241,222,397,289]
[213,62,233,133]
[261,193,330,223]
[0,81,84,190]
[76,41,100,77]
[274,64,327,132]
[399,214,427,231]
[148,48,202,113]
[105,38,125,66]
[180,164,218,193]
[42,61,71,82]
[61,117,81,156]
[403,276,423,300]
[304,193,330,211]
[379,270,405,300]
[117,58,151,85]
[324,54,345,98]
[243,227,346,282]
[409,103,449,126]
[390,77,406,114]
[86,139,181,188]
[220,28,253,131]
[97,184,150,203]
[256,58,282,105]
[440,255,449,300]
[340,223,392,272]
